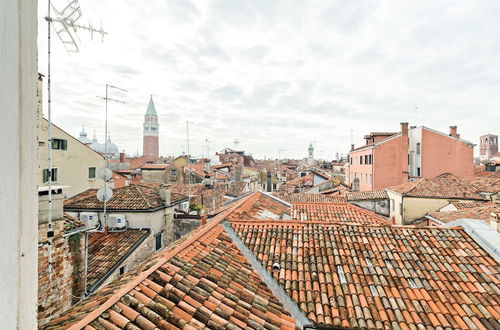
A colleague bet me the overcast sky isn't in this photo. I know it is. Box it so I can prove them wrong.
[37,0,499,159]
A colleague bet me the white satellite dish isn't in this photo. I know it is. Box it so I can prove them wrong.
[96,186,113,203]
[106,180,115,189]
[98,167,113,181]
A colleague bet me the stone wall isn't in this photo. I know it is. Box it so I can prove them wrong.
[38,220,84,327]
[174,217,201,241]
[350,199,390,216]
[141,169,165,183]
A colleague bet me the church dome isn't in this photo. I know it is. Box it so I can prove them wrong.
[78,126,92,144]
[103,136,119,155]
[90,134,104,153]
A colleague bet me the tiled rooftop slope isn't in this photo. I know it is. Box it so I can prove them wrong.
[291,202,389,224]
[232,221,500,329]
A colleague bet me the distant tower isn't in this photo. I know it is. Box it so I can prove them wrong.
[308,143,314,165]
[480,134,498,162]
[143,95,159,158]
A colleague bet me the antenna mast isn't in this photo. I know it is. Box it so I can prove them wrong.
[44,0,107,279]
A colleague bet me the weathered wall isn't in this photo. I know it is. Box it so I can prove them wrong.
[174,218,201,240]
[141,169,165,183]
[350,199,389,216]
[38,220,84,327]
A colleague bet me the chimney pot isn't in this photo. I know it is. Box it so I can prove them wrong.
[449,126,459,138]
[400,122,409,136]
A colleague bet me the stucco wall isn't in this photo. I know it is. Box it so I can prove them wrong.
[38,118,105,197]
[174,218,201,240]
[348,148,374,191]
[421,128,474,177]
[350,199,389,216]
[374,135,404,190]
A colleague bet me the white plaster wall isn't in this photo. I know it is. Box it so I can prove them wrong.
[0,0,38,327]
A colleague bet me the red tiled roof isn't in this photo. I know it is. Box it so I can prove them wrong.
[64,184,188,210]
[449,201,489,210]
[460,176,500,193]
[140,164,169,170]
[43,194,297,329]
[387,176,483,200]
[274,192,347,203]
[62,213,86,232]
[291,202,389,224]
[87,229,150,291]
[232,221,500,329]
[226,191,290,221]
[427,203,500,224]
[346,189,388,201]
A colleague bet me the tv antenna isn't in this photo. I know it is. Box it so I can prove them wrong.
[44,0,107,278]
[96,84,127,234]
[186,121,194,162]
[234,138,240,149]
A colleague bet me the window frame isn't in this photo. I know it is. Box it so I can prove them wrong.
[51,138,67,150]
[88,166,97,179]
[43,167,59,183]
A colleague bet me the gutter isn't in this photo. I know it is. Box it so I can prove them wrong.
[87,228,151,294]
[222,221,311,329]
[65,199,188,213]
[62,226,90,237]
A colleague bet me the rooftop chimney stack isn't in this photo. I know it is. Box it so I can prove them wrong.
[119,152,125,163]
[351,144,355,151]
[400,122,409,183]
[449,126,459,139]
[159,188,171,206]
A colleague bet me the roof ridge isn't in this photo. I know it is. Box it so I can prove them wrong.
[134,184,153,209]
[68,192,258,329]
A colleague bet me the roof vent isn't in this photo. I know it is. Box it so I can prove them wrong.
[272,262,281,272]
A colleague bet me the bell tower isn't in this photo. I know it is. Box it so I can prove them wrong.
[143,95,159,158]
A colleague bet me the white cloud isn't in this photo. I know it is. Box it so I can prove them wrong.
[38,0,500,159]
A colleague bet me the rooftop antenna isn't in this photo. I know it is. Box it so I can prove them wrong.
[234,138,240,149]
[186,121,194,162]
[96,84,127,235]
[44,0,107,279]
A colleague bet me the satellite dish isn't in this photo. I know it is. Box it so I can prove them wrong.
[106,180,115,189]
[98,167,113,181]
[96,187,113,203]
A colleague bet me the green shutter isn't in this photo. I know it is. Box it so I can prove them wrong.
[62,139,67,150]
[43,169,49,183]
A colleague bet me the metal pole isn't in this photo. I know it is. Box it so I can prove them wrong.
[83,232,89,295]
[186,121,190,162]
[103,84,108,234]
[46,0,54,278]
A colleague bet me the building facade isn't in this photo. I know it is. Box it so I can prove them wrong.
[347,123,475,192]
[143,95,159,158]
[479,134,498,162]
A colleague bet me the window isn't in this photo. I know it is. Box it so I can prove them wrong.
[364,155,368,164]
[43,168,58,183]
[360,156,363,165]
[155,233,162,251]
[171,168,177,176]
[151,127,156,131]
[370,174,373,185]
[88,167,96,179]
[417,167,421,177]
[416,143,421,154]
[369,154,372,164]
[51,138,67,150]
[365,174,368,184]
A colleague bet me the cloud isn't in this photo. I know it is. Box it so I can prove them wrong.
[37,0,500,159]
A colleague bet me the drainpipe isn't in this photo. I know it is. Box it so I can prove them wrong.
[83,232,89,295]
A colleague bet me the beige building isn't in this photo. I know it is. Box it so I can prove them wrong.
[38,118,106,197]
[36,76,105,197]
[386,175,484,224]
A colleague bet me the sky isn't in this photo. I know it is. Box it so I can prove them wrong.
[37,0,500,160]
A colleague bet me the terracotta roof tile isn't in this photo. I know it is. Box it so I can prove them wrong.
[460,176,500,193]
[427,203,500,224]
[232,221,500,329]
[226,191,291,221]
[87,229,150,291]
[291,202,389,224]
[274,192,347,203]
[346,189,388,201]
[387,176,483,200]
[65,184,187,210]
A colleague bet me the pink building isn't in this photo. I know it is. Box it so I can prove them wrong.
[347,123,475,191]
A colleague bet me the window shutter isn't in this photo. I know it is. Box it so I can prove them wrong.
[43,169,49,183]
[62,140,67,150]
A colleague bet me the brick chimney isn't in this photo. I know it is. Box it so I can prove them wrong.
[400,122,409,183]
[351,144,355,151]
[449,126,460,139]
[119,152,125,163]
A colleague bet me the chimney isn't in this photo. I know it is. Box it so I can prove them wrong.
[449,126,459,138]
[119,152,125,163]
[352,178,360,192]
[159,188,171,205]
[200,214,207,226]
[400,122,409,183]
[351,144,355,151]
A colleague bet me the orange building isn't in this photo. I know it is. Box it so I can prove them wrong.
[347,123,475,191]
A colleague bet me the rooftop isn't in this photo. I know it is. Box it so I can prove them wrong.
[274,192,347,203]
[291,202,389,224]
[427,203,500,224]
[346,189,389,201]
[87,229,150,292]
[64,184,188,211]
[387,176,483,200]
